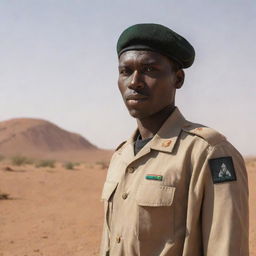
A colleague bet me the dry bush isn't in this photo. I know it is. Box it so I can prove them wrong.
[11,155,34,166]
[36,159,55,168]
[64,162,75,170]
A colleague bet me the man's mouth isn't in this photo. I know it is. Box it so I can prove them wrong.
[126,94,148,101]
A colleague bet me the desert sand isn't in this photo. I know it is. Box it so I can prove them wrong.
[0,161,107,256]
[0,158,255,256]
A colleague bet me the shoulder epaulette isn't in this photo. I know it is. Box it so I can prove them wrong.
[115,141,127,151]
[182,122,226,146]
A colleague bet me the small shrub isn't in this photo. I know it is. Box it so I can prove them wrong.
[11,155,33,166]
[64,162,75,170]
[36,159,55,168]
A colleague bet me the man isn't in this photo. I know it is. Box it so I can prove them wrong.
[100,23,249,256]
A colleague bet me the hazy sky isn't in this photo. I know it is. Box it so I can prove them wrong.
[0,0,255,156]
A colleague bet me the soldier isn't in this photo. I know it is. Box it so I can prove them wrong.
[100,23,249,256]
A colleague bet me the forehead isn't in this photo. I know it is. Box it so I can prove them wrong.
[118,50,172,66]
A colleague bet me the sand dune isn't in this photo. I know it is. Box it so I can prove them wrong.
[0,118,112,162]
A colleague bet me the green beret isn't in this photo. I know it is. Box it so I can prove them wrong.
[117,23,195,68]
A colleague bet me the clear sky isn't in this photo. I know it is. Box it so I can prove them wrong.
[0,0,255,156]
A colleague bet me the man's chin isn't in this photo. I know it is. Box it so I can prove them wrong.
[128,109,149,119]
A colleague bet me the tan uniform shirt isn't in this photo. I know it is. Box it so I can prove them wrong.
[100,108,249,256]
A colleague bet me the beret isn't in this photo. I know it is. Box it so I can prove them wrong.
[117,23,195,68]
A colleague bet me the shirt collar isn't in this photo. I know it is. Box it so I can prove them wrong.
[127,107,187,154]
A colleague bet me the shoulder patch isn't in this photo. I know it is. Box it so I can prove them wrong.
[182,122,226,146]
[209,157,237,184]
[115,141,127,151]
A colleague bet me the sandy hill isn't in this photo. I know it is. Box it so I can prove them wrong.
[0,118,112,162]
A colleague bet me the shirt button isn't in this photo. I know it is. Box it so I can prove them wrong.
[122,192,128,199]
[127,167,135,173]
[116,236,121,243]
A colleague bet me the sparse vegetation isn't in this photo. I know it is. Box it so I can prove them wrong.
[64,162,75,170]
[96,161,109,169]
[36,159,55,168]
[11,155,34,166]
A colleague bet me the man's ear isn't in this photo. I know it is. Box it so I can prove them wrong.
[175,69,185,89]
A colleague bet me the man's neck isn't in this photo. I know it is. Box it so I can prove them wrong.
[136,105,175,140]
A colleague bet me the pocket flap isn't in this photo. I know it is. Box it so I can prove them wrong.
[101,181,118,201]
[136,184,175,206]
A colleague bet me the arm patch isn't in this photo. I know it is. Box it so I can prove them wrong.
[209,157,237,184]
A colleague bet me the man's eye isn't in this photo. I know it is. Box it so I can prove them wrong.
[119,68,131,76]
[144,66,156,72]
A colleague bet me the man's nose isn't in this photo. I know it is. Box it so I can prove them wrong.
[128,70,144,90]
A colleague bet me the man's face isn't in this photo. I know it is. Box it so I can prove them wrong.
[118,50,183,119]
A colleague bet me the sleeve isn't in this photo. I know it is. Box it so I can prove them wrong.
[201,141,249,256]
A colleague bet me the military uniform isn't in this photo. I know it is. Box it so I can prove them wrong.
[100,108,249,256]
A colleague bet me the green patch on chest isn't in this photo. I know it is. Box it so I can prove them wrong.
[145,174,163,181]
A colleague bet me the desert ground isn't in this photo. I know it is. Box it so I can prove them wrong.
[0,157,255,256]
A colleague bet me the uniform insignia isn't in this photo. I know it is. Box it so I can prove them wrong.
[161,140,172,147]
[145,174,163,181]
[209,157,236,184]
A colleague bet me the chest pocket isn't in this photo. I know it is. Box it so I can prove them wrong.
[136,184,175,206]
[135,184,176,244]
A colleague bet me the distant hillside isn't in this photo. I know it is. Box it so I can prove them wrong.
[0,118,112,162]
